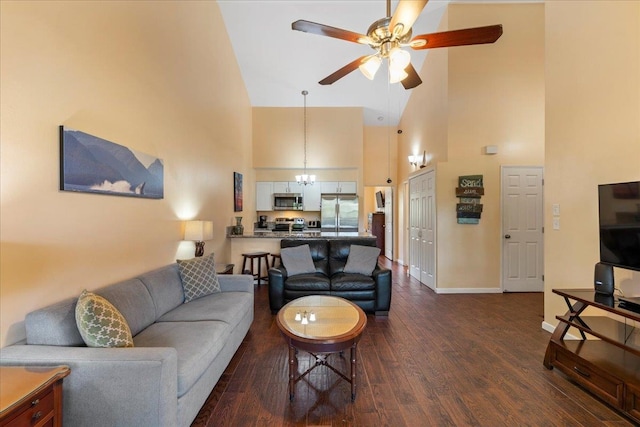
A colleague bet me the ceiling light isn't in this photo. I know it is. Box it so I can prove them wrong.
[295,90,315,186]
[389,47,411,70]
[359,55,382,80]
[389,66,408,84]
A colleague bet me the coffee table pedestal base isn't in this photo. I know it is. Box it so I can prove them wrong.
[288,345,358,402]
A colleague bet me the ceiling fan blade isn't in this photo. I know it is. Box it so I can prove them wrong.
[401,63,422,90]
[319,56,369,85]
[292,20,371,44]
[389,0,428,38]
[410,25,503,50]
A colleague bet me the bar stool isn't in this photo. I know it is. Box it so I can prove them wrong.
[241,252,270,285]
[271,253,282,268]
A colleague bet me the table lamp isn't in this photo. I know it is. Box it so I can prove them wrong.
[184,220,213,257]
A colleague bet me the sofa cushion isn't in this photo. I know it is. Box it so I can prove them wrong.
[138,264,185,318]
[75,290,134,348]
[133,320,230,397]
[281,244,316,276]
[177,253,221,303]
[25,297,85,346]
[284,273,331,291]
[344,244,381,276]
[96,278,157,337]
[157,291,253,326]
[331,272,376,291]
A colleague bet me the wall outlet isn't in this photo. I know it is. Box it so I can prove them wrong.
[553,217,560,230]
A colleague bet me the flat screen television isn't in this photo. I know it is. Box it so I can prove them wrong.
[598,181,640,271]
[375,191,385,209]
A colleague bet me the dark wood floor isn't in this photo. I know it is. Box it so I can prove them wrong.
[193,258,634,426]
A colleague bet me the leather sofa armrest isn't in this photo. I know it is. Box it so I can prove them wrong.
[372,266,392,315]
[268,266,288,314]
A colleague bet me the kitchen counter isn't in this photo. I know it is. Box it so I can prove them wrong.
[228,231,374,274]
[229,231,373,238]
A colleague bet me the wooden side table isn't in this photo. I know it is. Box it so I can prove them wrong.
[215,263,234,275]
[0,366,70,426]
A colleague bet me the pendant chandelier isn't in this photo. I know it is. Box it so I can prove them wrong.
[295,90,316,186]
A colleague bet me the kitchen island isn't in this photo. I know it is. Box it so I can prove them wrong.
[228,231,375,274]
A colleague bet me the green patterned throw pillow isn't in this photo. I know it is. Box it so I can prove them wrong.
[75,290,134,348]
[177,253,221,303]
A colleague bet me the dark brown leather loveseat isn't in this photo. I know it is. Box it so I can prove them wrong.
[268,238,391,316]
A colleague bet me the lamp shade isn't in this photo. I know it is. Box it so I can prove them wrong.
[389,47,411,70]
[359,55,382,80]
[184,220,213,241]
[389,66,408,84]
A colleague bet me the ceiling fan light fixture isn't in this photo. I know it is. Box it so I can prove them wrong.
[359,55,382,80]
[389,65,408,84]
[389,47,411,70]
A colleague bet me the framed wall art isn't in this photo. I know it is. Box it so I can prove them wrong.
[234,171,243,212]
[59,126,164,199]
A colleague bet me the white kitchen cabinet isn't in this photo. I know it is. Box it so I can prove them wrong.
[303,184,322,211]
[256,182,274,211]
[339,181,357,193]
[273,181,301,194]
[320,181,357,194]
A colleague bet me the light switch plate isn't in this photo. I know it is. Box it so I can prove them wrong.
[552,204,560,216]
[553,217,560,230]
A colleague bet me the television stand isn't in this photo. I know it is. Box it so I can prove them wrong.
[544,289,640,423]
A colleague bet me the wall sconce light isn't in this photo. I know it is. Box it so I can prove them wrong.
[184,220,213,257]
[408,155,419,167]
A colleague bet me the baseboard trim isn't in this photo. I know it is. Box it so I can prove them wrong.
[435,287,502,294]
[541,320,580,340]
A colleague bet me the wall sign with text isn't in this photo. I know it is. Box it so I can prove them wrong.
[456,175,483,224]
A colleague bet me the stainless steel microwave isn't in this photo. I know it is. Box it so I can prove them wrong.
[273,193,303,211]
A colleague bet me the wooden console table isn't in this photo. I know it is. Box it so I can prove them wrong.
[0,365,70,426]
[544,289,640,423]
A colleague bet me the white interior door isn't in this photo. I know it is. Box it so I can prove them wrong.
[421,170,436,290]
[409,178,421,280]
[384,188,393,260]
[409,170,436,290]
[501,166,544,292]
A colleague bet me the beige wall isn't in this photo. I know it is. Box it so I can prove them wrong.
[398,7,450,182]
[399,3,545,289]
[363,126,397,186]
[544,1,640,327]
[0,1,252,346]
[253,106,369,226]
[253,107,363,171]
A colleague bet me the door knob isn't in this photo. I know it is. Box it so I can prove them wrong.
[504,234,511,239]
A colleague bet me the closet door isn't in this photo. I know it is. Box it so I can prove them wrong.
[409,170,436,290]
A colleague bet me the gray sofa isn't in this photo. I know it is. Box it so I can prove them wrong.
[0,263,254,427]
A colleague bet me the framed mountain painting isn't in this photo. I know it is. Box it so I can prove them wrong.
[59,126,164,199]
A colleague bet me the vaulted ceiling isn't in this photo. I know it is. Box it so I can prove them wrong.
[218,0,453,126]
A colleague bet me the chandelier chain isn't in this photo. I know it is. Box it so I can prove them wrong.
[303,89,308,174]
[296,90,315,186]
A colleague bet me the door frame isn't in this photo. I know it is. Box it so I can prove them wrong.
[500,165,544,292]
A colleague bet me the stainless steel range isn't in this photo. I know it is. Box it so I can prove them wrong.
[274,217,305,232]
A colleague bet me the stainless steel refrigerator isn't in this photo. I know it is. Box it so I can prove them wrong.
[320,193,359,232]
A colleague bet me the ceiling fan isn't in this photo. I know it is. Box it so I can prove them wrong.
[292,0,503,89]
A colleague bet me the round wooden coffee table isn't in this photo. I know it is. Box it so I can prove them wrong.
[276,295,367,401]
